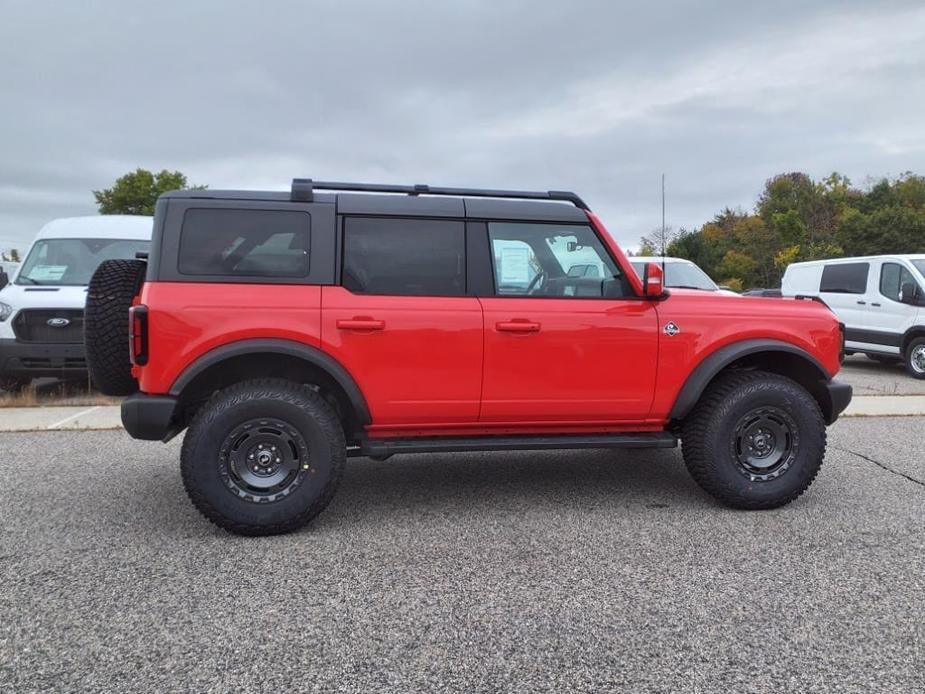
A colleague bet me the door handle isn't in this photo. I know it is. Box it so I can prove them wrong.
[496,320,541,333]
[857,300,866,305]
[336,318,385,331]
[871,302,881,307]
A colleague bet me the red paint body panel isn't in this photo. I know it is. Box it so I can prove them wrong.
[647,290,843,420]
[320,286,483,425]
[135,282,323,394]
[134,214,844,440]
[478,296,659,422]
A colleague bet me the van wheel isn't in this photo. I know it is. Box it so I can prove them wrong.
[905,338,925,379]
[84,259,148,395]
[0,374,30,394]
[681,370,826,509]
[181,379,346,536]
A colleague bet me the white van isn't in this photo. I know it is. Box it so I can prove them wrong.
[781,255,925,378]
[0,216,152,392]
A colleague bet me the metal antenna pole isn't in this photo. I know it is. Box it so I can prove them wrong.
[661,173,666,256]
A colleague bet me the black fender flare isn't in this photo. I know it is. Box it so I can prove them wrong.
[669,338,831,421]
[169,338,371,425]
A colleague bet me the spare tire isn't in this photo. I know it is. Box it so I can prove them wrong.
[85,259,148,396]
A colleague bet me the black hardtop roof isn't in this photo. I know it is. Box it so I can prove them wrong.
[161,179,591,223]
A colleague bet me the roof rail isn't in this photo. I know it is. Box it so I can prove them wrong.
[290,178,589,210]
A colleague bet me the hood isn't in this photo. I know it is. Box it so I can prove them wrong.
[0,283,89,310]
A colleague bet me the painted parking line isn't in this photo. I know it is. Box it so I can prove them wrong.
[47,406,103,429]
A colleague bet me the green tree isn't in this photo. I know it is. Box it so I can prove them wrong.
[93,168,203,215]
[637,237,658,256]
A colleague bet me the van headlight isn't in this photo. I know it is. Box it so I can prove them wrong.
[0,302,12,322]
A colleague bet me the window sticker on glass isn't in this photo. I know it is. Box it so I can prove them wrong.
[30,265,68,281]
[500,247,531,285]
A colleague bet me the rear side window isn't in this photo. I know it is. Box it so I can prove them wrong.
[820,263,869,294]
[342,217,465,296]
[179,208,310,277]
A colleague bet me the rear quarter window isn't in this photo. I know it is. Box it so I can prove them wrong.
[820,262,869,294]
[178,208,310,277]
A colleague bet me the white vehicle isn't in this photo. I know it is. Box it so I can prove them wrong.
[630,256,739,295]
[781,255,925,378]
[0,216,152,392]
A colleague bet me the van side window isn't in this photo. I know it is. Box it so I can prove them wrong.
[880,263,920,302]
[343,217,465,296]
[179,208,310,277]
[820,263,869,294]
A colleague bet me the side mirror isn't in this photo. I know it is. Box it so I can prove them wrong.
[900,282,918,305]
[643,262,664,297]
[0,270,8,291]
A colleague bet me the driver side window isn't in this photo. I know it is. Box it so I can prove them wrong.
[488,222,624,298]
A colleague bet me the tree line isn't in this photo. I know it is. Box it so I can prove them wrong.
[646,172,925,291]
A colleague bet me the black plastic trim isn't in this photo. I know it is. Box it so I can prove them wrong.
[669,339,832,421]
[168,338,371,425]
[121,393,181,441]
[354,432,677,457]
[824,379,853,424]
[844,327,903,347]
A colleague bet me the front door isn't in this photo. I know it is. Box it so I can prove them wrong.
[864,260,923,353]
[321,216,483,428]
[478,221,659,424]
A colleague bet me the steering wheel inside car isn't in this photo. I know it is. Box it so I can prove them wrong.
[526,270,548,295]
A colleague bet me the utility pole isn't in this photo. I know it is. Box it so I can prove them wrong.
[661,173,666,256]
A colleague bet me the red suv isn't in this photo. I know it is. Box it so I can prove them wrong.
[84,179,851,535]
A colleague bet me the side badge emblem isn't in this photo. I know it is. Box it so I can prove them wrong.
[663,321,680,337]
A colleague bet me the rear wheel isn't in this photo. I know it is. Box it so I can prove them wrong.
[84,259,148,395]
[905,338,925,380]
[681,370,826,509]
[181,378,346,535]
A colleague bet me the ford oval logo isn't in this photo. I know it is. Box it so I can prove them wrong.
[47,318,71,328]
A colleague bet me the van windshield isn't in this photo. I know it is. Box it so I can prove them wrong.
[630,261,718,291]
[16,238,150,286]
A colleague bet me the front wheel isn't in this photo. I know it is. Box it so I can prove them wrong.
[904,338,925,380]
[181,378,346,535]
[681,370,826,509]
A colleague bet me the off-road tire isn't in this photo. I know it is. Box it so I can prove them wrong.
[181,379,346,536]
[0,374,30,394]
[84,259,148,396]
[904,337,925,380]
[681,370,826,510]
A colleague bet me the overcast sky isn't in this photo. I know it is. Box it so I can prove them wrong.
[1,0,924,252]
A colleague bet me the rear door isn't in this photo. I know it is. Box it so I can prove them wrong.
[321,215,483,428]
[818,261,872,349]
[477,221,659,424]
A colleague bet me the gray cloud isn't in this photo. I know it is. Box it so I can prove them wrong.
[1,0,923,251]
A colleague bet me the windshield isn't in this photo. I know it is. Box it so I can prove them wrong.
[912,260,925,279]
[630,260,718,291]
[17,238,150,286]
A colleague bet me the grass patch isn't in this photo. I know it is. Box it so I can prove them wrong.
[0,381,121,408]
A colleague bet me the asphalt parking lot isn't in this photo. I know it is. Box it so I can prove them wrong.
[1,418,923,693]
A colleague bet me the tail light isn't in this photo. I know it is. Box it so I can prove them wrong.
[838,322,846,364]
[129,305,149,366]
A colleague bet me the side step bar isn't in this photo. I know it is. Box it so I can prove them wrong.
[351,432,677,458]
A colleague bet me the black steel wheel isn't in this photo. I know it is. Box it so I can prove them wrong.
[731,406,798,482]
[682,370,826,510]
[181,379,346,535]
